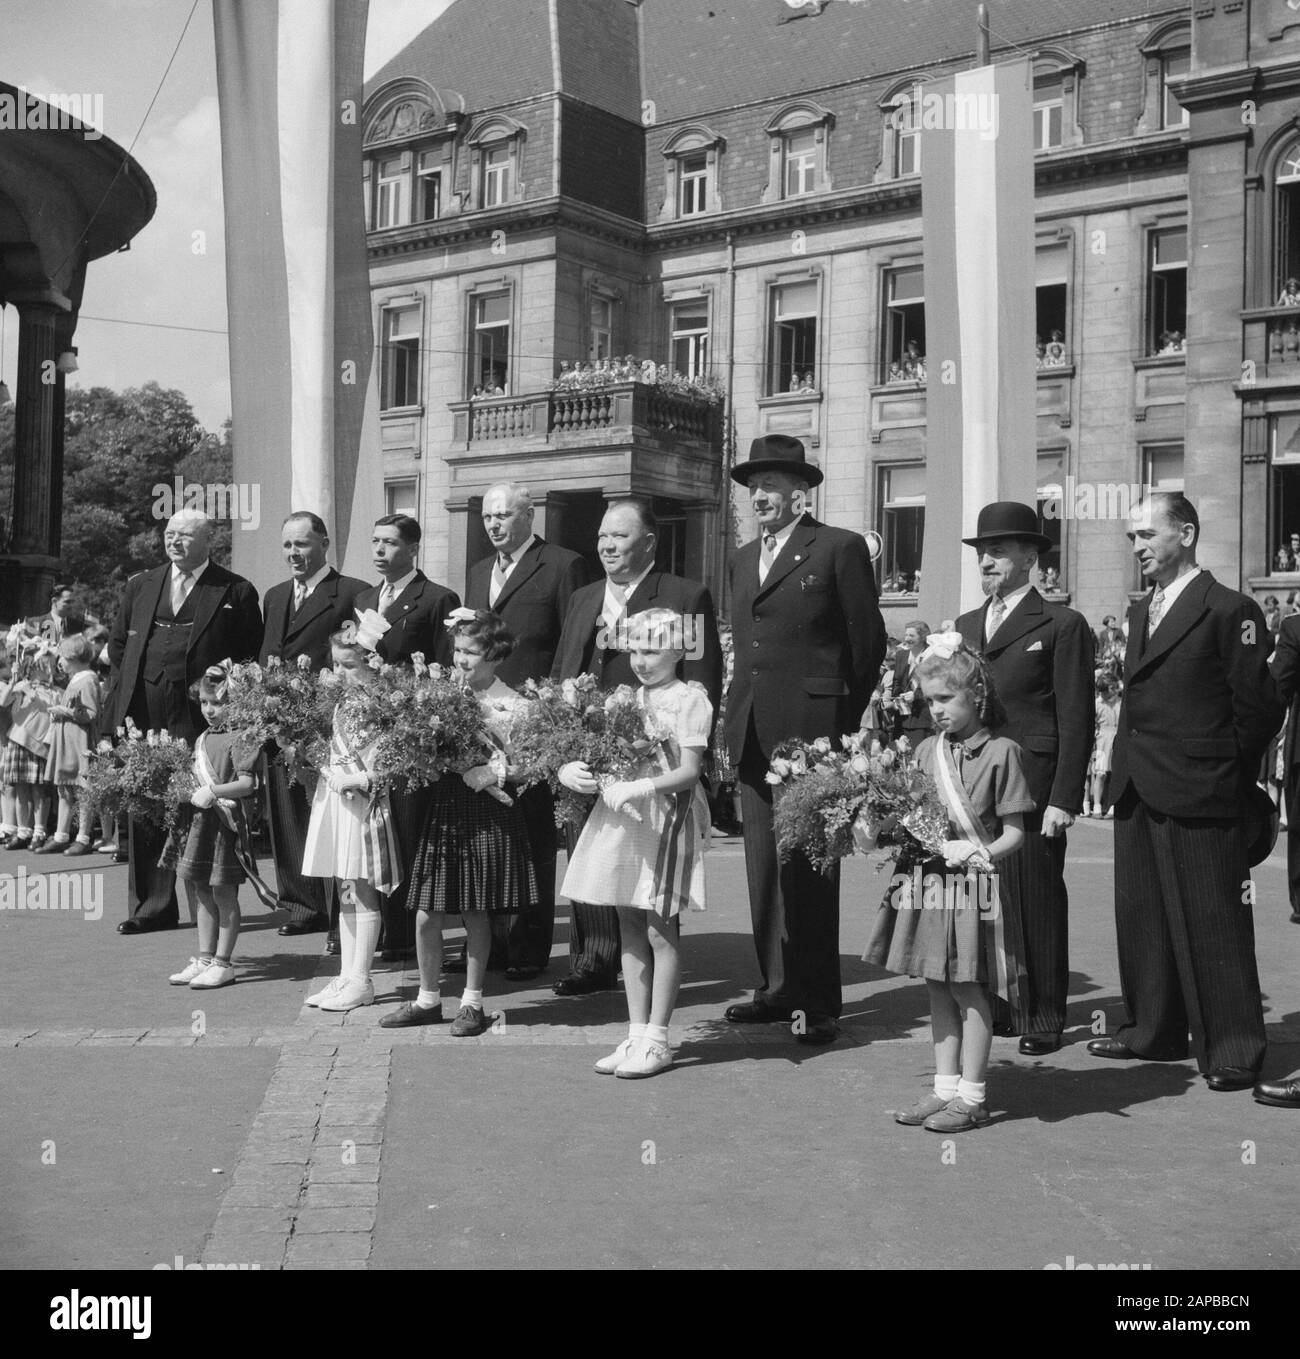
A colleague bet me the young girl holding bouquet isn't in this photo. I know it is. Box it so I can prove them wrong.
[166,667,261,990]
[559,608,712,1079]
[864,635,1032,1131]
[39,635,101,856]
[380,609,536,1037]
[302,627,402,1012]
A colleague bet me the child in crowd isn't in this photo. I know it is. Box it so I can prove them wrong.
[165,666,260,990]
[302,626,402,1012]
[559,608,712,1079]
[0,636,57,850]
[865,635,1032,1131]
[380,609,536,1037]
[39,635,101,855]
[1085,664,1121,817]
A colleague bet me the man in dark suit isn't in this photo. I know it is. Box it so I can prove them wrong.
[1269,611,1300,928]
[28,584,87,645]
[107,511,264,933]
[723,436,886,1045]
[465,482,588,978]
[260,511,368,938]
[1091,492,1282,1091]
[956,501,1095,1054]
[354,514,460,958]
[551,497,722,994]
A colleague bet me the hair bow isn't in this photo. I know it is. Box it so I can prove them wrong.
[920,630,965,661]
[442,606,479,632]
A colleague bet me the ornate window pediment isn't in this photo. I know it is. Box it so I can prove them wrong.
[762,100,834,205]
[658,123,725,222]
[364,79,464,147]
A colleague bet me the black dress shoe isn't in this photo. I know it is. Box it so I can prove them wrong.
[505,965,541,981]
[1019,1033,1062,1056]
[552,973,616,996]
[992,1021,1017,1038]
[1087,1037,1139,1059]
[1203,1066,1259,1092]
[724,1001,793,1024]
[378,1001,444,1028]
[796,1016,838,1046]
[324,935,340,957]
[118,917,178,935]
[1253,1074,1300,1107]
[278,917,327,936]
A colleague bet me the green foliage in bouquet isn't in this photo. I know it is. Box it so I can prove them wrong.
[769,732,950,875]
[222,656,334,780]
[84,721,194,833]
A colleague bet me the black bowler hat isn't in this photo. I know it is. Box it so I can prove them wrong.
[730,434,824,489]
[961,500,1053,554]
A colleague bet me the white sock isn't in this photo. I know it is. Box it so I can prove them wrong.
[350,905,382,984]
[627,1022,647,1042]
[934,1073,960,1101]
[414,988,441,1010]
[461,988,484,1010]
[0,823,14,835]
[49,833,69,843]
[645,1024,669,1045]
[957,1078,986,1107]
[76,834,91,845]
[337,906,357,980]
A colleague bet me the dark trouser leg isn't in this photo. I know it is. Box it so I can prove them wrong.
[266,758,333,927]
[738,730,842,1019]
[560,816,618,980]
[124,680,180,923]
[495,783,557,970]
[1286,771,1300,916]
[380,786,428,954]
[991,815,1068,1035]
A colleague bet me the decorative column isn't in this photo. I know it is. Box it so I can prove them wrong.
[10,301,62,615]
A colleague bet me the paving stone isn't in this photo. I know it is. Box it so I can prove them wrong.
[209,1207,296,1234]
[194,1030,259,1046]
[292,1206,376,1235]
[306,1165,381,1184]
[136,1031,200,1046]
[219,1184,303,1210]
[15,1029,94,1045]
[315,1124,384,1145]
[283,1232,373,1262]
[301,1182,379,1208]
[309,1142,380,1166]
[284,1259,367,1269]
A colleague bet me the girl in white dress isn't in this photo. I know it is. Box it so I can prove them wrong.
[302,627,402,1012]
[560,608,712,1078]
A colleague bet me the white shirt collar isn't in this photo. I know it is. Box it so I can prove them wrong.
[1153,566,1201,610]
[604,561,654,619]
[381,568,418,600]
[173,559,208,584]
[498,535,536,571]
[296,563,331,597]
[992,581,1033,616]
[762,516,804,551]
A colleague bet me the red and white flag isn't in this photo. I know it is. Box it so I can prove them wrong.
[213,0,382,586]
[918,59,1037,620]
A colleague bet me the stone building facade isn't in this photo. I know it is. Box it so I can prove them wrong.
[361,0,1300,632]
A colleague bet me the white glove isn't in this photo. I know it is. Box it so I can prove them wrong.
[461,765,498,794]
[327,769,370,795]
[851,810,880,854]
[942,839,990,871]
[601,778,655,813]
[190,786,215,809]
[354,607,391,652]
[558,761,596,793]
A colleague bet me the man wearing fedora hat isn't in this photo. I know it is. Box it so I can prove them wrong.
[1094,492,1281,1091]
[956,500,1095,1054]
[723,435,886,1044]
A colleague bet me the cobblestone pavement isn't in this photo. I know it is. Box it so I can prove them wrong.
[3,826,1298,1271]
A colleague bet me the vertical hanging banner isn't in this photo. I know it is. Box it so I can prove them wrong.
[213,0,382,588]
[917,58,1036,623]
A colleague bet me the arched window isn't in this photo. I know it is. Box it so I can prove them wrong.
[878,80,923,181]
[1276,139,1300,303]
[761,100,834,206]
[1135,20,1192,136]
[1031,48,1085,151]
[657,124,725,222]
[465,114,527,210]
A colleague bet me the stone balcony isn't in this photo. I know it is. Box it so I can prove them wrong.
[445,381,724,502]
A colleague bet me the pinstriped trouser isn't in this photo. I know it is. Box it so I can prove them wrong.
[1113,796,1266,1073]
[265,757,334,926]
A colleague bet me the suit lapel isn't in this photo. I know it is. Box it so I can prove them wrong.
[623,570,661,617]
[493,542,544,612]
[755,519,816,599]
[186,566,224,648]
[1130,572,1213,675]
[958,607,985,653]
[984,588,1049,656]
[385,571,426,622]
[284,571,336,643]
[142,564,170,627]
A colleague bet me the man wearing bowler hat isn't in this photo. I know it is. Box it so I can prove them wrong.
[956,501,1095,1052]
[723,435,886,1044]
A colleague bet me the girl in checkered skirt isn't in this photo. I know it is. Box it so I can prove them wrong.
[0,634,58,851]
[559,608,713,1079]
[379,610,537,1039]
[303,627,403,1013]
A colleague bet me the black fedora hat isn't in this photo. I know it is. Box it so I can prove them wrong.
[961,500,1053,554]
[730,434,824,489]
[1244,782,1279,869]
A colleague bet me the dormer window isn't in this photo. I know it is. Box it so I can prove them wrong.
[877,80,922,182]
[362,81,461,230]
[465,114,526,210]
[658,124,725,222]
[1135,21,1192,137]
[1162,48,1190,129]
[482,142,512,207]
[375,155,408,229]
[762,101,833,206]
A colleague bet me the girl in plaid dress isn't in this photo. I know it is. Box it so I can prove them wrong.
[302,627,403,1013]
[165,667,260,991]
[0,634,58,851]
[380,610,536,1038]
[559,609,713,1079]
[39,635,101,856]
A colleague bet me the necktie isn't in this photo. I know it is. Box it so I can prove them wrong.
[1147,586,1166,636]
[490,553,510,607]
[292,582,307,613]
[171,570,192,615]
[987,593,1006,638]
[380,582,395,613]
[759,532,778,582]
